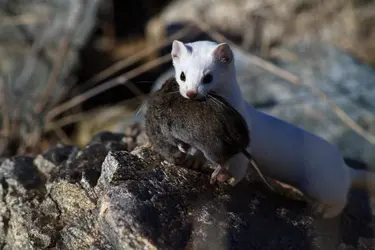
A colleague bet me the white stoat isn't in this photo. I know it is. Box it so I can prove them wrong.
[171,40,375,219]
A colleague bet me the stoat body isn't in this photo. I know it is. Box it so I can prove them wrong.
[171,39,375,219]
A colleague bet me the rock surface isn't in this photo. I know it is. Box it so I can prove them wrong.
[147,40,375,170]
[0,131,374,249]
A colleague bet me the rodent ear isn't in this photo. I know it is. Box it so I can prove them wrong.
[171,40,187,61]
[212,43,233,64]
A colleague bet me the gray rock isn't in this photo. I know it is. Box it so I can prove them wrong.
[40,144,78,166]
[1,131,374,249]
[59,212,114,250]
[0,181,8,248]
[0,156,56,249]
[0,132,119,249]
[96,147,374,250]
[95,150,149,196]
[50,131,128,187]
[148,41,375,169]
[0,156,45,195]
[33,144,78,179]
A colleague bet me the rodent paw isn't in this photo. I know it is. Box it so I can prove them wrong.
[177,143,190,154]
[227,177,239,186]
[168,151,188,166]
[210,166,233,185]
[182,153,206,170]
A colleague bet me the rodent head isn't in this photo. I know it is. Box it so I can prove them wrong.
[171,40,234,100]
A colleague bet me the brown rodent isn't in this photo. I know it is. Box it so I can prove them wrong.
[144,77,272,189]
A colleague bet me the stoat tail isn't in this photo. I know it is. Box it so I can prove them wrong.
[349,166,375,194]
[241,149,275,192]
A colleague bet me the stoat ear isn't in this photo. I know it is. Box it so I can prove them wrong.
[212,43,233,64]
[171,40,188,61]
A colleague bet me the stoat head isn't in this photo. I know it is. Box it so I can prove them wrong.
[171,40,234,100]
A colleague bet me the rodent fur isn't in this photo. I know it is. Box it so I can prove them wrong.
[144,77,272,188]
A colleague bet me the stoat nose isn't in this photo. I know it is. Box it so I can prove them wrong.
[186,90,198,99]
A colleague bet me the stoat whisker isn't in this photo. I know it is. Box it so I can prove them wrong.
[135,104,145,116]
[209,92,249,131]
[166,91,180,95]
[209,91,230,103]
[206,94,235,118]
[137,91,180,116]
[207,93,242,121]
[206,94,225,111]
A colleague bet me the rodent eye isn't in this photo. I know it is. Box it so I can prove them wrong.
[202,73,213,84]
[180,72,186,82]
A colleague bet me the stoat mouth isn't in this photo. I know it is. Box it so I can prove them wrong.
[188,95,208,102]
[179,89,207,101]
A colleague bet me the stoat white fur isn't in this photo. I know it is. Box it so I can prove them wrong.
[171,40,375,219]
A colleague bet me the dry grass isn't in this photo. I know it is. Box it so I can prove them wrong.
[0,0,100,155]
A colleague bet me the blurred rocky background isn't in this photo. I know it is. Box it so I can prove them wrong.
[1,0,375,249]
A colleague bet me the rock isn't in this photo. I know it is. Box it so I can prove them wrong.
[95,150,150,196]
[148,41,375,169]
[33,144,78,179]
[40,144,78,166]
[91,132,126,145]
[0,131,374,249]
[0,132,125,249]
[50,131,128,187]
[0,156,45,195]
[59,212,113,250]
[0,181,8,248]
[0,156,55,249]
[96,147,375,250]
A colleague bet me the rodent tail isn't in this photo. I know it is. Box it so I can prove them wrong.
[242,150,275,192]
[348,166,375,194]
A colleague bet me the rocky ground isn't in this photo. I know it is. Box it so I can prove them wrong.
[1,126,374,250]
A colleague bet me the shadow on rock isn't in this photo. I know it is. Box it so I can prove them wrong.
[0,131,374,249]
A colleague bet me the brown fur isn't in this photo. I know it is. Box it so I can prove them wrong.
[145,77,272,189]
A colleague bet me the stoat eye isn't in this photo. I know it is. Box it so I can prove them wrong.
[202,73,213,84]
[180,72,186,81]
